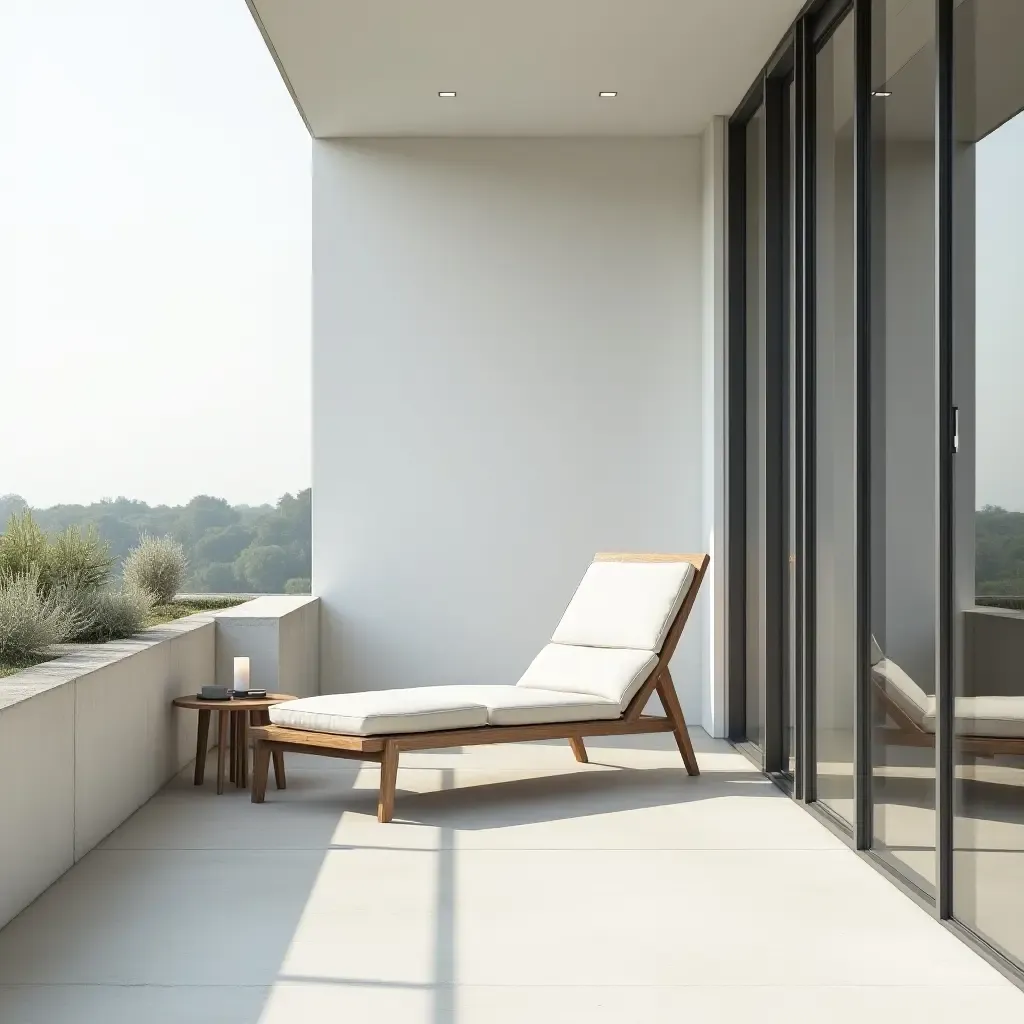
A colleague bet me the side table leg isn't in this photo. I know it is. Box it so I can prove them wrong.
[217,709,229,795]
[229,712,238,784]
[194,709,211,785]
[238,712,248,789]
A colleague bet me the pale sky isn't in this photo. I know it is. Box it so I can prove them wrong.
[1,2,1022,513]
[0,0,311,509]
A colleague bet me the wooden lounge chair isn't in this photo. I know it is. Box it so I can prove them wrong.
[872,646,1024,758]
[250,552,708,821]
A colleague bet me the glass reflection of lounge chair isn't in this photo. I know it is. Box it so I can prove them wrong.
[872,639,1024,757]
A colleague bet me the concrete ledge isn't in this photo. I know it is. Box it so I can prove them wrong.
[0,596,321,932]
[215,596,319,698]
[0,613,215,929]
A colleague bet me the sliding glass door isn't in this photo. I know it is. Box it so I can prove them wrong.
[812,7,857,827]
[729,0,1024,986]
[867,0,938,898]
[951,0,1024,972]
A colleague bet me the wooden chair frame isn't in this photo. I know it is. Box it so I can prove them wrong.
[873,678,1024,759]
[250,553,709,822]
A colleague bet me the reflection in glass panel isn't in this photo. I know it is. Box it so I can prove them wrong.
[745,105,766,751]
[814,12,856,824]
[868,0,937,898]
[953,0,1024,970]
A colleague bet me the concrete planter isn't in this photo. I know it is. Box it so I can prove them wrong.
[0,613,215,929]
[0,595,320,931]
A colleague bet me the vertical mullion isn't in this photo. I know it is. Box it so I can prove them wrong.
[792,20,806,803]
[763,76,786,775]
[935,0,955,922]
[853,0,873,851]
[726,119,749,744]
[791,57,806,798]
[799,14,817,805]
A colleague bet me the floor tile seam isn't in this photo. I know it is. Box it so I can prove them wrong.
[87,844,855,853]
[0,981,1010,990]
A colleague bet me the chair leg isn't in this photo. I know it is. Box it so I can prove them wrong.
[569,737,589,763]
[272,748,287,790]
[378,742,399,823]
[657,670,700,776]
[255,709,288,790]
[252,741,271,803]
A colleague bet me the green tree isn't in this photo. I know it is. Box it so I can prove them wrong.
[235,545,296,593]
[193,524,253,565]
[176,495,239,545]
[95,514,141,564]
[195,561,243,593]
[0,494,28,527]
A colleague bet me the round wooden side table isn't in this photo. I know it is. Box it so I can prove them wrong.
[172,693,296,795]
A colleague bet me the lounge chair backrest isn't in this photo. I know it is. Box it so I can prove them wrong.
[517,553,705,709]
[872,657,932,728]
[550,559,696,652]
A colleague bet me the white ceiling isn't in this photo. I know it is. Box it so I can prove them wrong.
[247,0,806,137]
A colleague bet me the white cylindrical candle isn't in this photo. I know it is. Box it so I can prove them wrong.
[233,656,250,692]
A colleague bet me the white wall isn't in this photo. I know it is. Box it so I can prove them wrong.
[312,137,707,721]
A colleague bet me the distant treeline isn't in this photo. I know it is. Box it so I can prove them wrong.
[0,490,311,595]
[976,505,1024,597]
[2,493,1013,599]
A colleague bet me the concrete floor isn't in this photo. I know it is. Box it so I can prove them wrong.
[0,731,1022,1023]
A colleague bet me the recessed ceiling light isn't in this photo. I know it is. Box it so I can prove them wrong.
[438,91,457,98]
[872,90,892,98]
[598,91,618,98]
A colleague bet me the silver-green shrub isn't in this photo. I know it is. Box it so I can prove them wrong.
[67,587,153,643]
[122,534,188,604]
[0,512,49,582]
[47,524,113,593]
[0,513,113,596]
[0,569,83,660]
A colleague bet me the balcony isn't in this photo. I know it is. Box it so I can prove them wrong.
[1,731,1020,1023]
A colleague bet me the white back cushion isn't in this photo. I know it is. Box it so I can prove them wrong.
[516,643,658,708]
[872,658,931,728]
[870,634,885,666]
[551,560,695,652]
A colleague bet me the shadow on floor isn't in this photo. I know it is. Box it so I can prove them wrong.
[282,766,777,831]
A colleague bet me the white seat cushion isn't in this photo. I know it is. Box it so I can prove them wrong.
[551,560,695,652]
[923,695,1024,739]
[436,685,622,726]
[268,686,488,736]
[516,643,659,709]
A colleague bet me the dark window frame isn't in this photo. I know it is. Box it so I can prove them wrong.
[725,0,1024,990]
